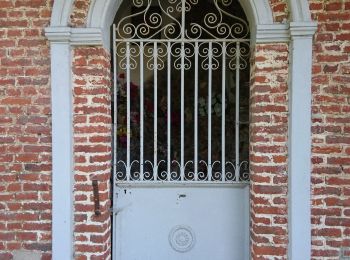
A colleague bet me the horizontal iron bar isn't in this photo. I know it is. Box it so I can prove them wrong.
[114,181,249,188]
[115,39,250,43]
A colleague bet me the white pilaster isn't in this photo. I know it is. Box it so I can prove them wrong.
[288,21,317,260]
[48,37,74,260]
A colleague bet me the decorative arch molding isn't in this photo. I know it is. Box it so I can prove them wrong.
[46,0,317,49]
[45,0,317,259]
[287,0,313,22]
[48,0,315,31]
[50,0,74,26]
[46,0,300,48]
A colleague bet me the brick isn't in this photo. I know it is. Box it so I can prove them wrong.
[316,54,349,63]
[313,228,342,237]
[23,243,51,252]
[325,218,350,227]
[326,136,350,144]
[312,208,342,217]
[312,249,339,257]
[312,146,342,154]
[252,185,286,194]
[1,97,31,105]
[16,232,37,241]
[253,245,286,256]
[327,157,350,165]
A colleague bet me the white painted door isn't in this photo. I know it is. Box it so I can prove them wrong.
[112,0,251,259]
[114,185,249,260]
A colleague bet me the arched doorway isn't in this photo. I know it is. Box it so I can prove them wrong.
[46,0,316,259]
[112,0,250,259]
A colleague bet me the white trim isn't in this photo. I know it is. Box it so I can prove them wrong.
[287,22,317,260]
[290,22,318,37]
[255,24,290,43]
[50,0,74,26]
[87,0,122,49]
[45,27,71,42]
[238,0,273,25]
[287,0,312,22]
[70,28,103,45]
[238,0,273,42]
[49,41,74,260]
[88,0,280,49]
[48,0,286,48]
[45,27,103,46]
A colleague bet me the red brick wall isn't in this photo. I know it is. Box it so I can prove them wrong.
[0,0,53,259]
[72,47,112,259]
[310,1,350,259]
[1,0,350,259]
[250,43,289,259]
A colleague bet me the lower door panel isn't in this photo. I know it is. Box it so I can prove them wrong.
[114,185,249,260]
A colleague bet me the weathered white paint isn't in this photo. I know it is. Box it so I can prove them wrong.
[50,0,74,26]
[239,0,273,25]
[45,27,103,45]
[49,41,74,260]
[46,0,316,259]
[114,185,250,260]
[87,0,122,49]
[287,0,313,22]
[238,0,279,43]
[13,250,41,260]
[255,24,290,43]
[288,21,317,260]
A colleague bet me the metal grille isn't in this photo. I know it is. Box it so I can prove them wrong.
[113,0,250,184]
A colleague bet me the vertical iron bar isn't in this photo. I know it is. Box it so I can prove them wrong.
[112,24,117,260]
[140,42,144,181]
[194,42,198,180]
[180,42,185,181]
[221,42,226,182]
[235,42,240,182]
[180,0,185,180]
[181,0,185,40]
[208,42,212,181]
[113,28,117,179]
[153,42,158,180]
[126,42,131,181]
[167,42,171,181]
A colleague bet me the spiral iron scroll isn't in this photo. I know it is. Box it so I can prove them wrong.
[115,159,250,182]
[116,41,250,71]
[116,0,249,40]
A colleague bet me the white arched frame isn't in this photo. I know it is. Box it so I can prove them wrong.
[45,0,317,259]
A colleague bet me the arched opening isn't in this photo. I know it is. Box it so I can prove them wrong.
[46,0,317,259]
[111,0,251,259]
[113,0,250,182]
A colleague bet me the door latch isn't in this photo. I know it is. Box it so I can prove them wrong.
[92,179,101,216]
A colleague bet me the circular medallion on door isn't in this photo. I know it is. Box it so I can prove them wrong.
[169,225,196,253]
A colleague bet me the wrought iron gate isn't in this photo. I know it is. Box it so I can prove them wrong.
[112,0,250,259]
